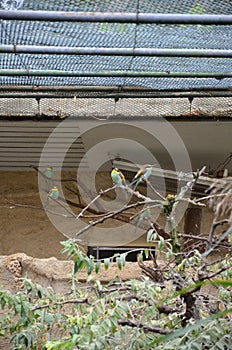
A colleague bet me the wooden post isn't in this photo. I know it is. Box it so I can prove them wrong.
[183,207,202,252]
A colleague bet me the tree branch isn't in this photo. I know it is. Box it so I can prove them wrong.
[75,199,161,238]
[147,180,165,200]
[76,177,106,212]
[31,297,89,311]
[138,258,164,284]
[76,185,116,219]
[4,199,74,218]
[118,318,172,334]
[206,219,229,252]
[65,186,82,204]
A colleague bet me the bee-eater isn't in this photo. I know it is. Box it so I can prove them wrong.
[48,186,59,200]
[131,164,154,188]
[44,166,53,179]
[111,168,126,186]
[45,186,59,207]
[163,194,177,217]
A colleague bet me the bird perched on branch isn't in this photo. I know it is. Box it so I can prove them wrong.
[44,166,53,179]
[130,164,154,189]
[45,186,59,207]
[49,186,59,199]
[111,168,126,186]
[163,194,177,217]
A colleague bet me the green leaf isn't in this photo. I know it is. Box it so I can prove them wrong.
[147,228,157,242]
[144,249,149,259]
[95,261,101,274]
[165,250,173,260]
[104,258,110,270]
[138,251,143,262]
[158,236,165,251]
[71,334,78,345]
[86,258,94,275]
[74,258,86,273]
[20,304,27,320]
[149,307,232,347]
[116,257,122,270]
[95,280,102,292]
[120,253,126,267]
[37,284,43,299]
[0,296,6,310]
[215,341,225,350]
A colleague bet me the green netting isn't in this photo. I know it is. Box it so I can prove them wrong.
[0,0,232,90]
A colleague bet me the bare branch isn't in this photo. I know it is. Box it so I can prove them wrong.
[76,185,116,219]
[65,186,82,204]
[75,199,161,238]
[195,193,229,203]
[49,197,76,217]
[138,259,164,284]
[206,219,229,252]
[147,180,165,200]
[206,264,231,281]
[179,233,232,249]
[31,297,89,311]
[152,221,170,240]
[118,318,172,334]
[4,199,73,218]
[203,225,232,258]
[76,177,106,212]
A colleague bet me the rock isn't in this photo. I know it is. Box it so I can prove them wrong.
[0,253,149,294]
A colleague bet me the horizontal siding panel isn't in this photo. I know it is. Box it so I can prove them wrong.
[0,121,88,170]
[0,131,83,136]
[0,165,89,171]
[0,150,86,155]
[0,137,84,142]
[0,161,88,166]
[0,142,85,147]
[0,121,72,127]
[0,122,84,129]
[0,148,86,153]
[0,129,83,134]
[0,156,87,161]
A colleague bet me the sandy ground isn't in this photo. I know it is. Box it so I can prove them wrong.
[0,170,154,259]
[0,171,70,259]
[0,170,226,260]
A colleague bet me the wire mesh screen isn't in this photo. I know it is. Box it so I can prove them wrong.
[0,96,231,118]
[0,97,38,116]
[0,0,232,91]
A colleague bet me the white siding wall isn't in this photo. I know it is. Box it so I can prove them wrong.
[0,120,88,170]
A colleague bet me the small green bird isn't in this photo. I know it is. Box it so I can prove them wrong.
[131,164,154,188]
[163,193,177,217]
[48,186,59,200]
[111,168,126,186]
[45,186,59,207]
[44,166,53,179]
